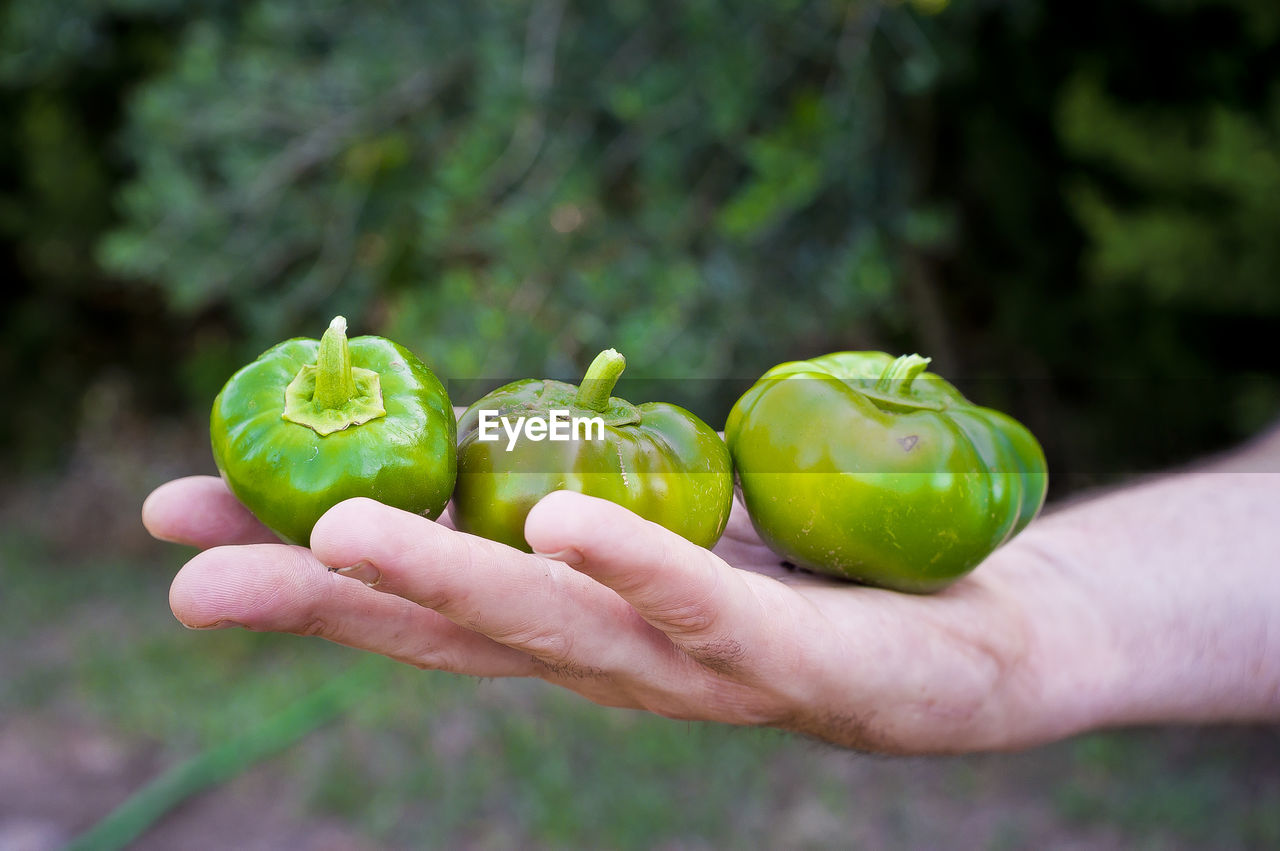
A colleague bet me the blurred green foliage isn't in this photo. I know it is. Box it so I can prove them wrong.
[923,0,1280,482]
[2,0,1278,484]
[93,1,923,390]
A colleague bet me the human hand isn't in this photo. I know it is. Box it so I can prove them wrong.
[143,476,1100,754]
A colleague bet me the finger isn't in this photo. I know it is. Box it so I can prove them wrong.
[309,499,674,682]
[169,543,537,677]
[524,491,787,679]
[143,476,278,547]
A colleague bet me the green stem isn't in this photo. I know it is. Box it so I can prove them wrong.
[574,348,627,412]
[874,353,931,395]
[313,316,357,410]
[65,657,386,851]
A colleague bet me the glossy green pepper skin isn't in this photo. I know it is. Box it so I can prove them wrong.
[725,352,1048,593]
[451,349,733,551]
[211,316,456,546]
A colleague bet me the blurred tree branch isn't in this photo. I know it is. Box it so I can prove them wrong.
[246,60,467,212]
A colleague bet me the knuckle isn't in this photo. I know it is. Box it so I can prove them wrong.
[493,623,609,681]
[400,649,451,673]
[501,621,574,664]
[279,573,345,638]
[653,599,719,637]
[291,613,331,638]
[414,586,459,614]
[643,546,726,638]
[390,631,467,675]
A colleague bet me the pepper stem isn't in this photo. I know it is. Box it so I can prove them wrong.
[875,353,931,395]
[574,349,626,412]
[313,316,358,410]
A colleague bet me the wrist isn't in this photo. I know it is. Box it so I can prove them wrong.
[994,522,1133,744]
[1008,478,1280,736]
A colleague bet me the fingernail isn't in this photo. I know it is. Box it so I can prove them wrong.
[534,547,583,566]
[184,619,248,631]
[332,560,381,587]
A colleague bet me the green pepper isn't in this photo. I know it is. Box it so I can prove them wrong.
[451,349,733,551]
[210,316,456,546]
[725,352,1047,593]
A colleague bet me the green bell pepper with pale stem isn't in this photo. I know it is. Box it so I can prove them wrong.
[210,316,456,546]
[451,349,734,552]
[725,351,1048,593]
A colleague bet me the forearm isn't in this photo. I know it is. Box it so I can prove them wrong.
[1016,440,1280,737]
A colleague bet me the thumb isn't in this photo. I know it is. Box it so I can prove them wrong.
[524,490,772,677]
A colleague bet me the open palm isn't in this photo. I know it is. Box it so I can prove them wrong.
[144,475,1080,754]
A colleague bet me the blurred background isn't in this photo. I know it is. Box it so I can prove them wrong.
[2,0,1278,847]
